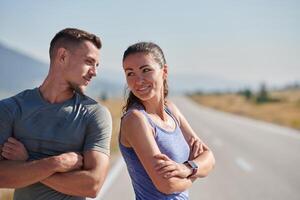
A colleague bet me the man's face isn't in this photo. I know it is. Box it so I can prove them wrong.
[64,41,100,94]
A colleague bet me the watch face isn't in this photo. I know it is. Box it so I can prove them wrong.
[188,161,198,169]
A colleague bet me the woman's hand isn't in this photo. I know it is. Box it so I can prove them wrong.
[1,137,29,161]
[154,154,191,179]
[188,137,204,160]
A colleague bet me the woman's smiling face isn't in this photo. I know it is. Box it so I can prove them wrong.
[123,52,167,102]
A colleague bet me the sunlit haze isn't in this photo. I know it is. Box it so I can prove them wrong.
[0,0,299,93]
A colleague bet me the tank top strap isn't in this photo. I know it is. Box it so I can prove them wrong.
[164,106,180,127]
[139,109,156,128]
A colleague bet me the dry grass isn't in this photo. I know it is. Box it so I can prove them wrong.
[190,89,300,130]
[0,98,124,199]
[98,98,124,154]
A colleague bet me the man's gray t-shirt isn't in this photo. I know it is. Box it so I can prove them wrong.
[0,88,112,200]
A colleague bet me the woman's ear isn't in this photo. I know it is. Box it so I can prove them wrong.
[163,64,168,79]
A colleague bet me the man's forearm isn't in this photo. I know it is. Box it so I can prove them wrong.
[41,151,109,198]
[0,158,57,188]
[0,151,82,189]
[41,169,107,198]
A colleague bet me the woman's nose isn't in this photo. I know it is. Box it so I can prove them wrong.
[135,75,145,84]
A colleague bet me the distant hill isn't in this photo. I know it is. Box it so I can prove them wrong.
[0,42,246,99]
[0,43,123,99]
[168,73,246,95]
[0,43,48,98]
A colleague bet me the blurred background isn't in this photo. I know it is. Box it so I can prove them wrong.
[1,0,299,99]
[1,0,299,199]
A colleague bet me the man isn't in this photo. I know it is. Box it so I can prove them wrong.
[0,28,112,200]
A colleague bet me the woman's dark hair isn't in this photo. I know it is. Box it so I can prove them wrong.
[122,42,169,113]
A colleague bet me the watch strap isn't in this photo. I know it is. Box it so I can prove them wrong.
[184,160,198,178]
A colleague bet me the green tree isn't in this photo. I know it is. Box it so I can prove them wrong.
[238,88,253,100]
[256,83,269,103]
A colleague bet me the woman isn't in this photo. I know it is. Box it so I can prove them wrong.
[119,42,215,199]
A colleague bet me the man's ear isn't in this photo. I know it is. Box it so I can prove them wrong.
[56,47,69,65]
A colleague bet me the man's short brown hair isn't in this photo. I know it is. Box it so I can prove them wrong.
[49,28,102,59]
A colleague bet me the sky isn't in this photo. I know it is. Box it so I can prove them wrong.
[0,0,299,92]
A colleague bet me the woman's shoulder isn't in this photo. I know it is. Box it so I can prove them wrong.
[122,108,144,122]
[121,108,149,130]
[121,108,155,146]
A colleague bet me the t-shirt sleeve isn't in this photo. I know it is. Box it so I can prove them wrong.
[84,105,112,156]
[0,99,15,145]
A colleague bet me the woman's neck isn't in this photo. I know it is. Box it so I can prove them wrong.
[142,97,167,121]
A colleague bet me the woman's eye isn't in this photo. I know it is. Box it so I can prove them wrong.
[143,68,151,72]
[127,72,134,77]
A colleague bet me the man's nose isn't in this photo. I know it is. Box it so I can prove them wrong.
[90,66,97,77]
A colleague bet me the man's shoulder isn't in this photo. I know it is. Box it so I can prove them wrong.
[0,88,37,119]
[0,88,35,108]
[78,94,100,109]
[77,94,110,116]
[78,94,98,105]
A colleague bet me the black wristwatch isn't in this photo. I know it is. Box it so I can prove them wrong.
[184,160,198,178]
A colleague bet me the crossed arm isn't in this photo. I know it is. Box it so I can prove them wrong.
[120,104,215,194]
[0,139,109,198]
[120,110,193,194]
[0,146,82,188]
[157,101,216,179]
[120,107,215,194]
[41,150,109,198]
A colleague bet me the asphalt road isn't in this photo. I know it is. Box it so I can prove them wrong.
[90,96,300,200]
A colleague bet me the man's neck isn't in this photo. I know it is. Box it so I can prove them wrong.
[39,77,74,104]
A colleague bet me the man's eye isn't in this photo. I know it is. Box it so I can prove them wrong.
[143,68,151,72]
[86,60,93,66]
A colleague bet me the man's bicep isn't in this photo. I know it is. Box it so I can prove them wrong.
[83,150,109,174]
[84,106,112,156]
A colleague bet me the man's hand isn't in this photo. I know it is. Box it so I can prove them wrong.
[53,152,83,173]
[40,151,109,197]
[1,137,83,172]
[1,137,29,161]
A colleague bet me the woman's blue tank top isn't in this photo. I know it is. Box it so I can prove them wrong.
[119,105,190,200]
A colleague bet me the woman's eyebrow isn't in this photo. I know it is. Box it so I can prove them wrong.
[125,65,150,71]
[139,65,150,69]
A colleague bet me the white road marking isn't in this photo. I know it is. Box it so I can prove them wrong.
[235,157,253,172]
[88,156,125,200]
